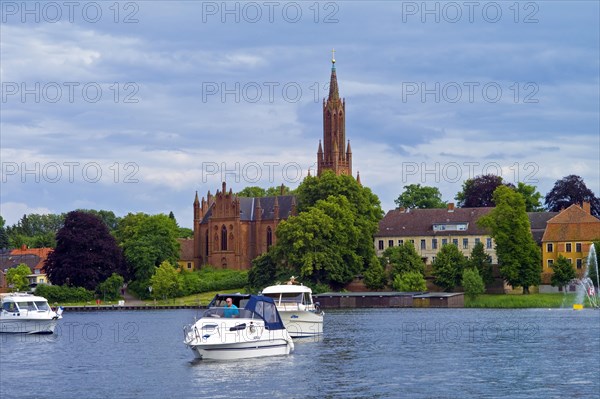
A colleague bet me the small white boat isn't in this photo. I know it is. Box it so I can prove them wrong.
[261,281,324,339]
[0,292,63,334]
[183,294,294,360]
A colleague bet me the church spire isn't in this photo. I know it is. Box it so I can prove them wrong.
[318,50,351,177]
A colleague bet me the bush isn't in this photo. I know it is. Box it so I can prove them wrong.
[392,271,427,292]
[462,268,485,300]
[34,284,94,303]
[96,273,124,301]
[176,267,248,295]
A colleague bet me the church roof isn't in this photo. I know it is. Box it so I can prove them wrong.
[200,195,296,224]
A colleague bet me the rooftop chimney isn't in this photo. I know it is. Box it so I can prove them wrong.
[447,203,455,212]
[582,201,591,214]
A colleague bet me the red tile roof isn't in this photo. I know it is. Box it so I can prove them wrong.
[542,204,600,242]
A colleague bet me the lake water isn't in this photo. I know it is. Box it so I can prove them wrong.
[1,308,598,399]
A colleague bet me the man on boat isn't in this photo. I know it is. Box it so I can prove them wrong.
[223,297,239,318]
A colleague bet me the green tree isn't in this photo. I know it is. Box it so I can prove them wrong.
[273,195,361,288]
[514,182,544,212]
[393,271,427,292]
[468,241,494,286]
[97,273,125,301]
[394,184,447,209]
[178,227,193,238]
[550,255,576,291]
[363,255,387,290]
[237,186,267,197]
[150,261,180,299]
[431,244,467,292]
[6,213,64,248]
[479,186,541,294]
[77,209,120,231]
[266,185,294,196]
[0,216,9,250]
[248,251,280,290]
[295,171,383,271]
[45,211,127,290]
[462,268,485,299]
[381,242,425,280]
[115,213,180,288]
[544,175,600,217]
[6,264,31,291]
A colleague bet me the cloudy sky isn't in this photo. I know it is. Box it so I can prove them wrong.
[1,1,598,228]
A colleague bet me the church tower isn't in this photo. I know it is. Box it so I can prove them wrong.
[317,50,352,177]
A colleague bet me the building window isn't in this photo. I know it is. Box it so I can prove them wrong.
[420,239,426,250]
[452,239,458,246]
[442,238,448,246]
[432,256,436,262]
[388,240,394,248]
[463,238,468,249]
[566,243,572,252]
[432,239,438,250]
[475,238,481,245]
[267,227,273,250]
[410,239,415,244]
[576,258,582,269]
[221,225,228,251]
[205,231,209,257]
[546,243,553,253]
[547,259,554,267]
[576,243,582,252]
[378,240,384,250]
[486,238,492,249]
[398,240,404,245]
[187,262,192,269]
[567,258,572,264]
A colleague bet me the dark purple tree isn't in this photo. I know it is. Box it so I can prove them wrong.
[45,211,128,290]
[455,174,514,208]
[545,175,600,217]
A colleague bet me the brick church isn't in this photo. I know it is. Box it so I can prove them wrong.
[193,54,358,269]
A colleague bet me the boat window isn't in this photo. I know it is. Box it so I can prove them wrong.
[35,301,49,311]
[21,302,37,311]
[3,302,18,312]
[262,302,278,324]
[280,293,303,303]
[303,293,313,305]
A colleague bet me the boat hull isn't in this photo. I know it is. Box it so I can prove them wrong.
[0,318,59,334]
[279,311,323,339]
[189,338,293,360]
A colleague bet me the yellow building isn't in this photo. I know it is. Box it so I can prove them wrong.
[541,202,600,287]
[177,238,195,271]
[374,204,497,264]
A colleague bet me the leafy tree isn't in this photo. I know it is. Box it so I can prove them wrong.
[0,216,9,250]
[381,242,425,280]
[6,264,31,291]
[431,244,468,291]
[468,241,494,286]
[514,182,544,212]
[150,261,180,299]
[178,227,193,238]
[266,185,294,196]
[237,186,267,197]
[45,211,127,290]
[462,268,485,299]
[544,175,600,217]
[77,209,120,231]
[455,174,513,208]
[363,255,387,290]
[295,171,383,271]
[479,186,541,294]
[6,213,64,248]
[115,213,180,286]
[550,255,576,291]
[248,251,280,291]
[394,184,447,209]
[393,271,427,292]
[273,195,361,288]
[97,273,125,301]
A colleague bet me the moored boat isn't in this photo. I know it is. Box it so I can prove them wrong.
[261,280,324,339]
[0,292,63,334]
[183,293,294,360]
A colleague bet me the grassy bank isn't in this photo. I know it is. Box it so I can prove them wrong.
[465,293,593,308]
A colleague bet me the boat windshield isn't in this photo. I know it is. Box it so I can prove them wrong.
[34,301,50,311]
[17,301,38,311]
[203,307,254,319]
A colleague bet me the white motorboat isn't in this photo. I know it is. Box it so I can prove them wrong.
[261,281,324,339]
[0,292,63,334]
[183,294,294,360]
